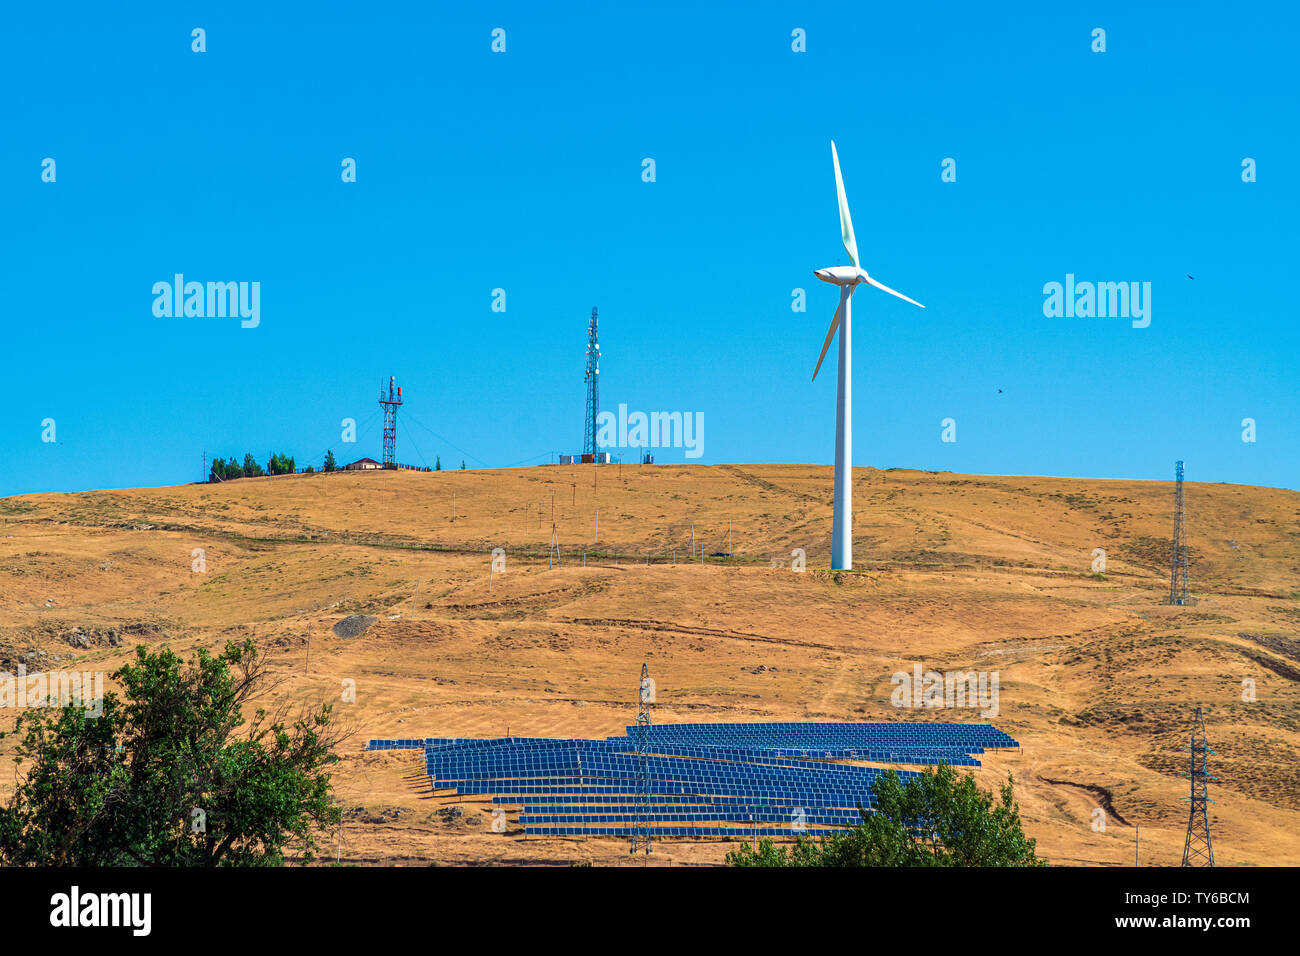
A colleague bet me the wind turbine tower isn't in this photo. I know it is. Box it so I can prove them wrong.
[812,142,925,570]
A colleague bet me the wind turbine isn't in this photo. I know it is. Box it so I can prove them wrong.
[812,141,924,570]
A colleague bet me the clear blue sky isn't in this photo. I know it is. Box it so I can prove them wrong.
[2,1,1296,496]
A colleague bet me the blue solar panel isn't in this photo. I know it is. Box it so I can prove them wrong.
[365,720,1020,838]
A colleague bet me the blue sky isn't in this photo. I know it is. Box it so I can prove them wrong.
[2,1,1296,496]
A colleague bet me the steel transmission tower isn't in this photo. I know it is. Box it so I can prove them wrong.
[583,308,600,457]
[1180,706,1216,867]
[630,662,653,857]
[379,376,403,469]
[1169,460,1189,605]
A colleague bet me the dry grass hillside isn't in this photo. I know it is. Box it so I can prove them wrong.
[1,463,1297,866]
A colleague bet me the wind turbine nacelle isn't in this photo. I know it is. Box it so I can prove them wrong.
[814,266,867,286]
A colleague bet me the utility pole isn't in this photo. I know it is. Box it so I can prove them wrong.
[548,494,561,569]
[1181,706,1216,866]
[630,662,653,857]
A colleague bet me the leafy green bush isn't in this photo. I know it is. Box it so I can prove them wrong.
[0,640,345,866]
[726,764,1043,867]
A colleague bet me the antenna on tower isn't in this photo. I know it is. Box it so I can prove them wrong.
[1180,706,1216,867]
[1169,460,1189,605]
[630,662,653,857]
[583,308,600,457]
[379,377,403,469]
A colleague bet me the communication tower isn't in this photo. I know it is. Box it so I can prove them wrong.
[1169,460,1189,604]
[583,308,600,457]
[379,377,403,469]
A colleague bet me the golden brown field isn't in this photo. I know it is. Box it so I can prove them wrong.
[1,464,1297,866]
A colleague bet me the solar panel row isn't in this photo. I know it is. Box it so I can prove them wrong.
[365,720,1020,839]
[519,811,867,825]
[525,826,834,837]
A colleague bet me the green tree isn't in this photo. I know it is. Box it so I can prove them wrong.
[0,640,346,866]
[460,461,466,470]
[242,453,264,478]
[323,450,337,473]
[726,764,1043,867]
[267,452,296,476]
[435,456,442,471]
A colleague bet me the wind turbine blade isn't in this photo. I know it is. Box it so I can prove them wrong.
[831,141,859,269]
[864,275,925,309]
[812,297,843,382]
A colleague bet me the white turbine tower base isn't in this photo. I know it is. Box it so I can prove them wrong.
[831,284,852,570]
[812,141,925,571]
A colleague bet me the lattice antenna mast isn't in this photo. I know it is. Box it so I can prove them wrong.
[630,662,653,856]
[379,376,403,469]
[1169,460,1189,605]
[583,308,600,457]
[1180,705,1216,867]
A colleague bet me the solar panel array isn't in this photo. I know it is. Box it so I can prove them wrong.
[366,721,1019,839]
